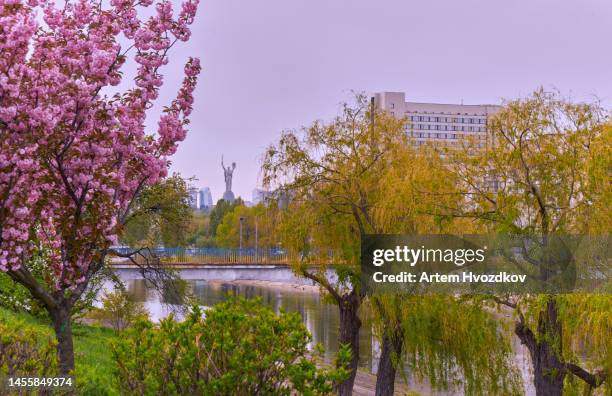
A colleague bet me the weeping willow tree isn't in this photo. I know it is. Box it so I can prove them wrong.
[371,295,523,395]
[263,94,407,395]
[368,143,522,395]
[263,94,525,395]
[438,89,611,396]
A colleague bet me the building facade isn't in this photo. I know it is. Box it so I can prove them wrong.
[199,187,213,210]
[187,187,199,209]
[372,92,501,148]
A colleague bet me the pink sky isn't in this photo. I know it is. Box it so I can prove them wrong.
[147,0,612,201]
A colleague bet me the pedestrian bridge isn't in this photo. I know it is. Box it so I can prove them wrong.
[111,247,303,266]
[110,247,337,285]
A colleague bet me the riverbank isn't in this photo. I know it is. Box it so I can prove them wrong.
[210,278,321,293]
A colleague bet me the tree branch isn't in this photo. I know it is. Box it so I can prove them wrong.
[565,363,607,389]
[301,268,341,304]
[7,267,57,310]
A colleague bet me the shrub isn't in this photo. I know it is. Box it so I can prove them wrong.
[0,320,57,377]
[112,296,350,395]
[90,290,149,331]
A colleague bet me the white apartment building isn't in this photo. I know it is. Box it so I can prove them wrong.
[372,92,501,148]
[199,187,213,210]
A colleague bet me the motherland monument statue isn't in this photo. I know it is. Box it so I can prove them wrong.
[221,156,236,203]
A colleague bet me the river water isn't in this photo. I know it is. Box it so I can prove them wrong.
[103,271,535,395]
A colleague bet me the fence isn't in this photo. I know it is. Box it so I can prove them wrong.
[111,247,298,265]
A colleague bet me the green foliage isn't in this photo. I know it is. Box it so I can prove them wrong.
[263,93,412,292]
[0,247,107,320]
[0,319,57,378]
[555,294,611,395]
[0,248,52,317]
[208,197,243,238]
[371,295,523,396]
[0,272,34,312]
[121,174,193,247]
[112,297,350,395]
[73,322,120,395]
[185,211,216,247]
[448,88,608,235]
[0,307,120,394]
[442,89,611,393]
[583,124,611,234]
[215,202,281,248]
[89,289,149,331]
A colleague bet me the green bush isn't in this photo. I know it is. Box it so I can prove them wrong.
[0,320,57,377]
[89,290,149,331]
[112,296,350,395]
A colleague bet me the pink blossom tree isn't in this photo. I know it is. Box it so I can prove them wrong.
[0,0,201,374]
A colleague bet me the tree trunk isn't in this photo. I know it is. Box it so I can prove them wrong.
[531,342,565,396]
[50,306,75,376]
[375,328,403,396]
[336,292,362,396]
[516,299,565,396]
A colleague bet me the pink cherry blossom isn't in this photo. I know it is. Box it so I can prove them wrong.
[0,0,201,290]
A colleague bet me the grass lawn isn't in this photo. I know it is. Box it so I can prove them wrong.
[0,307,119,395]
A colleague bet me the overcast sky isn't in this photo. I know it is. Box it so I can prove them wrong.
[149,0,612,202]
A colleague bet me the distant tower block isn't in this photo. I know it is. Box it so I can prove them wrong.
[199,187,213,210]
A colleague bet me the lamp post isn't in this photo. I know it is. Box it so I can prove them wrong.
[255,218,259,262]
[239,217,244,250]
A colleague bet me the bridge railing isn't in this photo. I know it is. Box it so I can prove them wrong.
[111,247,299,265]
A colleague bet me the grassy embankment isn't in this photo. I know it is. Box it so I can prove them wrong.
[0,307,119,395]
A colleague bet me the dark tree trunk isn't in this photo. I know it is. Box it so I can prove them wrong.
[375,328,403,396]
[50,305,75,375]
[336,292,362,396]
[530,342,565,396]
[516,299,565,396]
